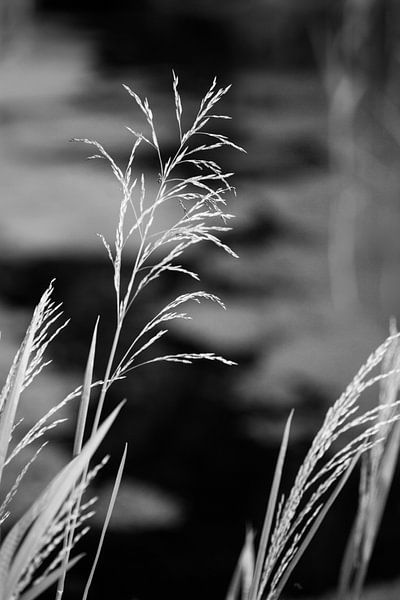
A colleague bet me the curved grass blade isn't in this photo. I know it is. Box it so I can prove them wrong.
[74,318,100,457]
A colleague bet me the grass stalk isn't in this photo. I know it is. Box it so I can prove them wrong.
[249,411,293,600]
[82,444,127,600]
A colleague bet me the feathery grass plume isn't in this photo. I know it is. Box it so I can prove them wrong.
[73,72,243,435]
[0,282,117,600]
[0,282,67,488]
[338,325,400,599]
[239,332,400,600]
[0,282,73,531]
[248,412,293,600]
[81,444,127,600]
[0,403,122,600]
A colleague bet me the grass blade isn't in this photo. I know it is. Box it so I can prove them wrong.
[82,443,128,600]
[248,411,293,600]
[0,313,36,490]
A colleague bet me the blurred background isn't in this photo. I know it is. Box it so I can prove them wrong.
[2,0,400,598]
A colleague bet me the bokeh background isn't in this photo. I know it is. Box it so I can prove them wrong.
[2,1,400,598]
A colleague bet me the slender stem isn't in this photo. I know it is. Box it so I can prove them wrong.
[91,319,123,436]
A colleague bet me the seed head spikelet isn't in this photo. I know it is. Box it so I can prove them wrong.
[76,74,241,435]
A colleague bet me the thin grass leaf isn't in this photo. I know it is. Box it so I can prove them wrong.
[82,444,127,600]
[249,411,293,600]
[73,318,99,457]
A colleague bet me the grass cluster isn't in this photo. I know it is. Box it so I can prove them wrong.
[1,74,400,600]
